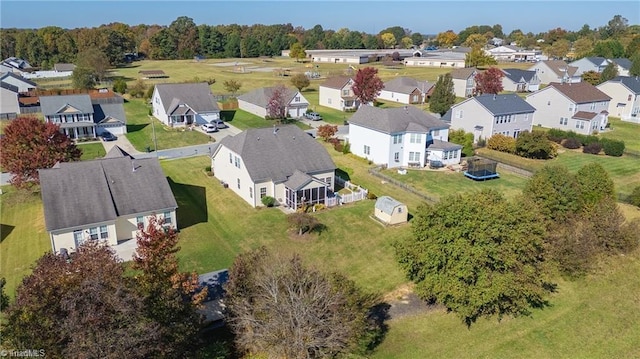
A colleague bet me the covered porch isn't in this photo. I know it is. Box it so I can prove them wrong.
[60,121,97,139]
[283,171,330,209]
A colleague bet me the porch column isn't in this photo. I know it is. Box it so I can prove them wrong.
[74,127,78,139]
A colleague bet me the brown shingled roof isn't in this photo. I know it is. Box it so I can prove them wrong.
[572,111,597,120]
[320,76,353,89]
[541,60,579,77]
[549,82,611,103]
[450,67,477,79]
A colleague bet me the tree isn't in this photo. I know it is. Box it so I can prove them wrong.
[0,117,81,188]
[448,129,474,157]
[4,242,160,358]
[316,124,338,142]
[515,130,557,159]
[289,42,306,62]
[576,163,615,208]
[381,33,396,49]
[352,67,384,106]
[465,47,497,67]
[599,61,619,84]
[132,215,208,358]
[225,247,378,358]
[436,30,458,48]
[572,37,594,59]
[71,66,96,89]
[287,212,322,235]
[545,39,571,59]
[411,32,424,47]
[223,79,242,96]
[630,53,640,76]
[629,185,640,207]
[462,34,487,49]
[400,36,413,49]
[113,78,128,94]
[429,73,456,115]
[290,72,310,91]
[75,47,110,82]
[474,67,504,95]
[522,164,583,222]
[395,190,551,326]
[266,84,288,119]
[581,70,601,85]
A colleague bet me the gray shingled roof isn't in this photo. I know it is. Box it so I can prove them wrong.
[218,125,335,183]
[585,57,608,66]
[284,170,326,190]
[54,63,76,72]
[375,196,404,215]
[39,94,94,116]
[606,76,640,94]
[501,69,537,83]
[0,81,18,93]
[0,71,38,87]
[538,60,579,77]
[39,149,177,231]
[474,94,537,115]
[93,103,126,124]
[320,76,353,89]
[450,67,477,80]
[155,82,219,114]
[427,139,463,151]
[237,86,305,108]
[348,105,449,134]
[383,77,433,95]
[611,58,632,70]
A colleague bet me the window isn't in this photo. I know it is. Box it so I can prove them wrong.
[163,211,172,225]
[237,178,241,189]
[410,133,421,143]
[229,153,233,164]
[524,113,528,121]
[328,98,332,104]
[397,207,402,213]
[456,110,463,119]
[569,105,574,112]
[234,156,241,169]
[560,117,568,125]
[249,187,253,198]
[100,225,108,239]
[342,89,350,96]
[392,134,403,144]
[89,227,98,240]
[325,177,331,184]
[295,96,300,102]
[136,216,144,229]
[364,145,370,155]
[260,187,267,198]
[409,152,420,162]
[432,129,440,137]
[590,102,596,110]
[394,152,400,162]
[628,94,633,101]
[453,151,458,158]
[73,230,83,243]
[575,120,584,130]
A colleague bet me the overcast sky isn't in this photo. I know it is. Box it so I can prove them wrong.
[1,1,638,35]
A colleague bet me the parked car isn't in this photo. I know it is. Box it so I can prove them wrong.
[212,119,228,129]
[304,112,322,121]
[201,123,218,133]
[101,132,117,141]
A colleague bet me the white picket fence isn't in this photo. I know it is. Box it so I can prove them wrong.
[325,177,369,207]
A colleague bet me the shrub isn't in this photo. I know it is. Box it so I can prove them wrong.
[205,165,212,172]
[476,136,486,148]
[112,78,127,94]
[546,128,567,143]
[562,137,582,149]
[342,141,351,154]
[601,138,625,157]
[313,203,325,211]
[516,130,557,159]
[487,134,516,154]
[629,185,640,207]
[366,192,378,200]
[581,135,600,146]
[582,142,603,154]
[261,196,275,207]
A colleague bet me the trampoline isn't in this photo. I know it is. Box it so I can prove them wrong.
[464,157,499,181]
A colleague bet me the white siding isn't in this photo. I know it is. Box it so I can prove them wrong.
[238,99,268,118]
[349,124,392,167]
[212,145,258,207]
[378,90,412,104]
[597,82,640,122]
[319,86,343,110]
[152,88,169,125]
[0,86,19,115]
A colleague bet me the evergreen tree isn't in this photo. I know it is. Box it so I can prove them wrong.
[429,73,456,115]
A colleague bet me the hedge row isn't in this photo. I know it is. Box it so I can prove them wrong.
[548,128,625,157]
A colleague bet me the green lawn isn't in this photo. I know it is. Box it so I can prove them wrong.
[123,99,211,151]
[601,117,640,153]
[77,142,106,160]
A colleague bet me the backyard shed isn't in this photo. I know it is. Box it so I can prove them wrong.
[374,196,408,225]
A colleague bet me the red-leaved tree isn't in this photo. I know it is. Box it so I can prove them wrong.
[266,85,288,119]
[316,124,338,142]
[352,67,384,106]
[133,215,208,358]
[0,116,81,188]
[474,67,505,95]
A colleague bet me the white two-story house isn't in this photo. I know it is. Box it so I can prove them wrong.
[597,76,640,123]
[450,67,478,98]
[319,76,359,111]
[238,86,309,118]
[447,94,536,143]
[152,82,221,127]
[377,77,433,104]
[528,60,581,84]
[348,105,462,168]
[526,82,611,135]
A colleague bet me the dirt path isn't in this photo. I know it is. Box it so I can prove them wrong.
[383,284,442,320]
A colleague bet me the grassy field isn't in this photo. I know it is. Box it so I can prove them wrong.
[77,142,106,160]
[476,148,640,199]
[601,117,640,153]
[123,99,212,151]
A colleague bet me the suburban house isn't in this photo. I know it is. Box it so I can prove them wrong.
[348,105,462,168]
[450,67,478,98]
[377,77,434,104]
[528,60,581,84]
[0,82,20,119]
[40,91,128,139]
[485,45,541,62]
[447,93,537,143]
[319,76,359,111]
[597,76,640,123]
[526,82,611,135]
[500,68,541,92]
[237,87,309,119]
[1,57,32,73]
[211,125,336,208]
[0,72,37,92]
[609,58,632,77]
[568,57,609,75]
[152,82,220,127]
[39,146,178,256]
[374,196,408,225]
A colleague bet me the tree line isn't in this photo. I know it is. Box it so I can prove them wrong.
[1,15,638,70]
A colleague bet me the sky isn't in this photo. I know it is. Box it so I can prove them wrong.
[1,1,638,35]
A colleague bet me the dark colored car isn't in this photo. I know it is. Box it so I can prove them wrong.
[101,132,117,141]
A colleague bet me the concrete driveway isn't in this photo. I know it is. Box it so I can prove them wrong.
[101,133,142,155]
